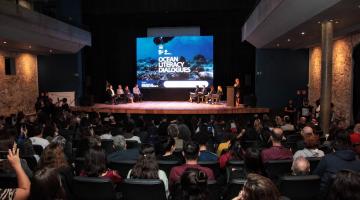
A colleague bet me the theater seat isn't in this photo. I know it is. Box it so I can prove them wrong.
[158,160,181,178]
[224,178,246,200]
[72,176,118,200]
[198,160,221,178]
[264,159,293,181]
[122,179,167,200]
[0,173,17,188]
[108,160,136,177]
[279,175,320,200]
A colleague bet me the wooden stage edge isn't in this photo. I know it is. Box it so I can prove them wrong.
[72,101,270,115]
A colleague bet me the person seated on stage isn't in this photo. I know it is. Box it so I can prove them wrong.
[133,84,143,102]
[124,85,134,103]
[205,85,215,104]
[211,86,223,103]
[106,84,115,104]
[198,85,207,103]
[189,85,200,103]
[115,84,125,103]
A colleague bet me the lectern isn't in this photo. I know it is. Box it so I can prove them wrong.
[226,86,234,107]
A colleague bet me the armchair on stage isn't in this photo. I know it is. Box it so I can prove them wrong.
[189,85,223,104]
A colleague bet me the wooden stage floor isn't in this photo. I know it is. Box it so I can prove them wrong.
[72,101,270,115]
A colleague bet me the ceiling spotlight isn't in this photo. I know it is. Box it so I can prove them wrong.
[317,21,321,24]
[3,41,7,44]
[335,21,339,24]
[49,49,53,53]
[301,32,306,35]
[329,19,334,22]
[28,45,32,49]
[276,43,280,47]
[287,38,291,42]
[358,4,360,8]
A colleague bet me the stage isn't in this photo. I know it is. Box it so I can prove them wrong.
[72,101,270,115]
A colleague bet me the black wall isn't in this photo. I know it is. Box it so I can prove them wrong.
[82,12,256,102]
[255,49,309,110]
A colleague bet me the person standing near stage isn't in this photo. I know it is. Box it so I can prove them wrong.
[124,85,134,103]
[234,78,241,106]
[106,84,115,104]
[133,84,143,102]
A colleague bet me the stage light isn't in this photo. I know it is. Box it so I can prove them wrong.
[49,49,53,53]
[301,32,305,35]
[28,45,32,49]
[287,38,291,42]
[276,43,280,47]
[3,41,7,44]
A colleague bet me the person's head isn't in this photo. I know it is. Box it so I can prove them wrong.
[299,116,307,124]
[333,130,352,150]
[135,84,138,88]
[125,85,129,90]
[30,167,66,200]
[193,131,209,148]
[113,135,126,151]
[217,86,222,92]
[229,139,244,160]
[130,144,159,179]
[183,141,200,161]
[301,126,314,137]
[270,128,283,144]
[304,134,319,149]
[235,78,240,84]
[28,124,43,138]
[291,156,310,176]
[83,147,107,177]
[38,143,68,170]
[244,147,263,174]
[353,123,360,133]
[118,84,122,89]
[179,168,208,200]
[62,98,67,104]
[210,85,214,91]
[288,99,293,105]
[109,85,113,89]
[162,136,175,154]
[327,170,360,200]
[237,173,280,200]
[283,116,291,124]
[275,116,283,126]
[168,124,180,138]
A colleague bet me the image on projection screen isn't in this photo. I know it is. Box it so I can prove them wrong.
[136,36,213,88]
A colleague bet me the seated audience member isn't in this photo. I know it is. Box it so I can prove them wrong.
[291,156,310,176]
[176,117,192,142]
[296,126,315,150]
[204,85,215,103]
[81,147,121,183]
[293,134,324,159]
[350,133,360,156]
[168,124,184,150]
[99,125,112,140]
[327,170,360,200]
[123,122,141,144]
[242,118,270,149]
[174,168,209,200]
[29,125,49,149]
[124,85,134,103]
[107,135,139,162]
[169,141,215,186]
[0,143,30,200]
[314,131,360,198]
[219,140,243,168]
[230,147,264,180]
[189,85,200,103]
[158,136,182,162]
[132,84,143,102]
[193,131,218,162]
[280,116,295,132]
[297,116,307,130]
[261,128,292,163]
[217,133,233,156]
[232,173,280,200]
[30,167,67,200]
[127,144,169,197]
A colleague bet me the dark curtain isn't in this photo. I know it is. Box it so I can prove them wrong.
[353,44,360,123]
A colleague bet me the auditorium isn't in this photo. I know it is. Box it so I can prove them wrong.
[1,0,360,199]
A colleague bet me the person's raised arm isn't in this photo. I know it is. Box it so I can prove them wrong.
[7,143,30,200]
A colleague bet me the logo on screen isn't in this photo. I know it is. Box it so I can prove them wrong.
[158,45,190,73]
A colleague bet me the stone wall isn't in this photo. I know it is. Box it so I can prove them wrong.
[308,32,360,125]
[0,52,38,116]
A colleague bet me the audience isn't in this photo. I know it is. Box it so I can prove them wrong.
[29,125,49,149]
[291,156,310,176]
[219,140,243,168]
[169,141,215,186]
[174,168,209,200]
[107,135,139,162]
[314,130,360,198]
[127,144,169,197]
[293,134,324,159]
[158,136,182,162]
[261,128,292,163]
[232,173,281,200]
[0,143,31,200]
[81,147,122,183]
[167,124,183,150]
[193,131,218,162]
[327,170,360,200]
[280,116,295,132]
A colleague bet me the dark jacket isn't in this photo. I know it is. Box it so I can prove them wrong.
[313,149,360,198]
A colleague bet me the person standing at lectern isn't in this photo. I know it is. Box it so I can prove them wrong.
[234,78,241,106]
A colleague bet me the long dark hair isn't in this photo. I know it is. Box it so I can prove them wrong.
[83,147,107,177]
[327,170,360,200]
[177,168,208,200]
[30,167,67,200]
[130,144,159,179]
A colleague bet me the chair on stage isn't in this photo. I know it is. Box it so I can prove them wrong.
[211,94,222,104]
[189,92,199,103]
